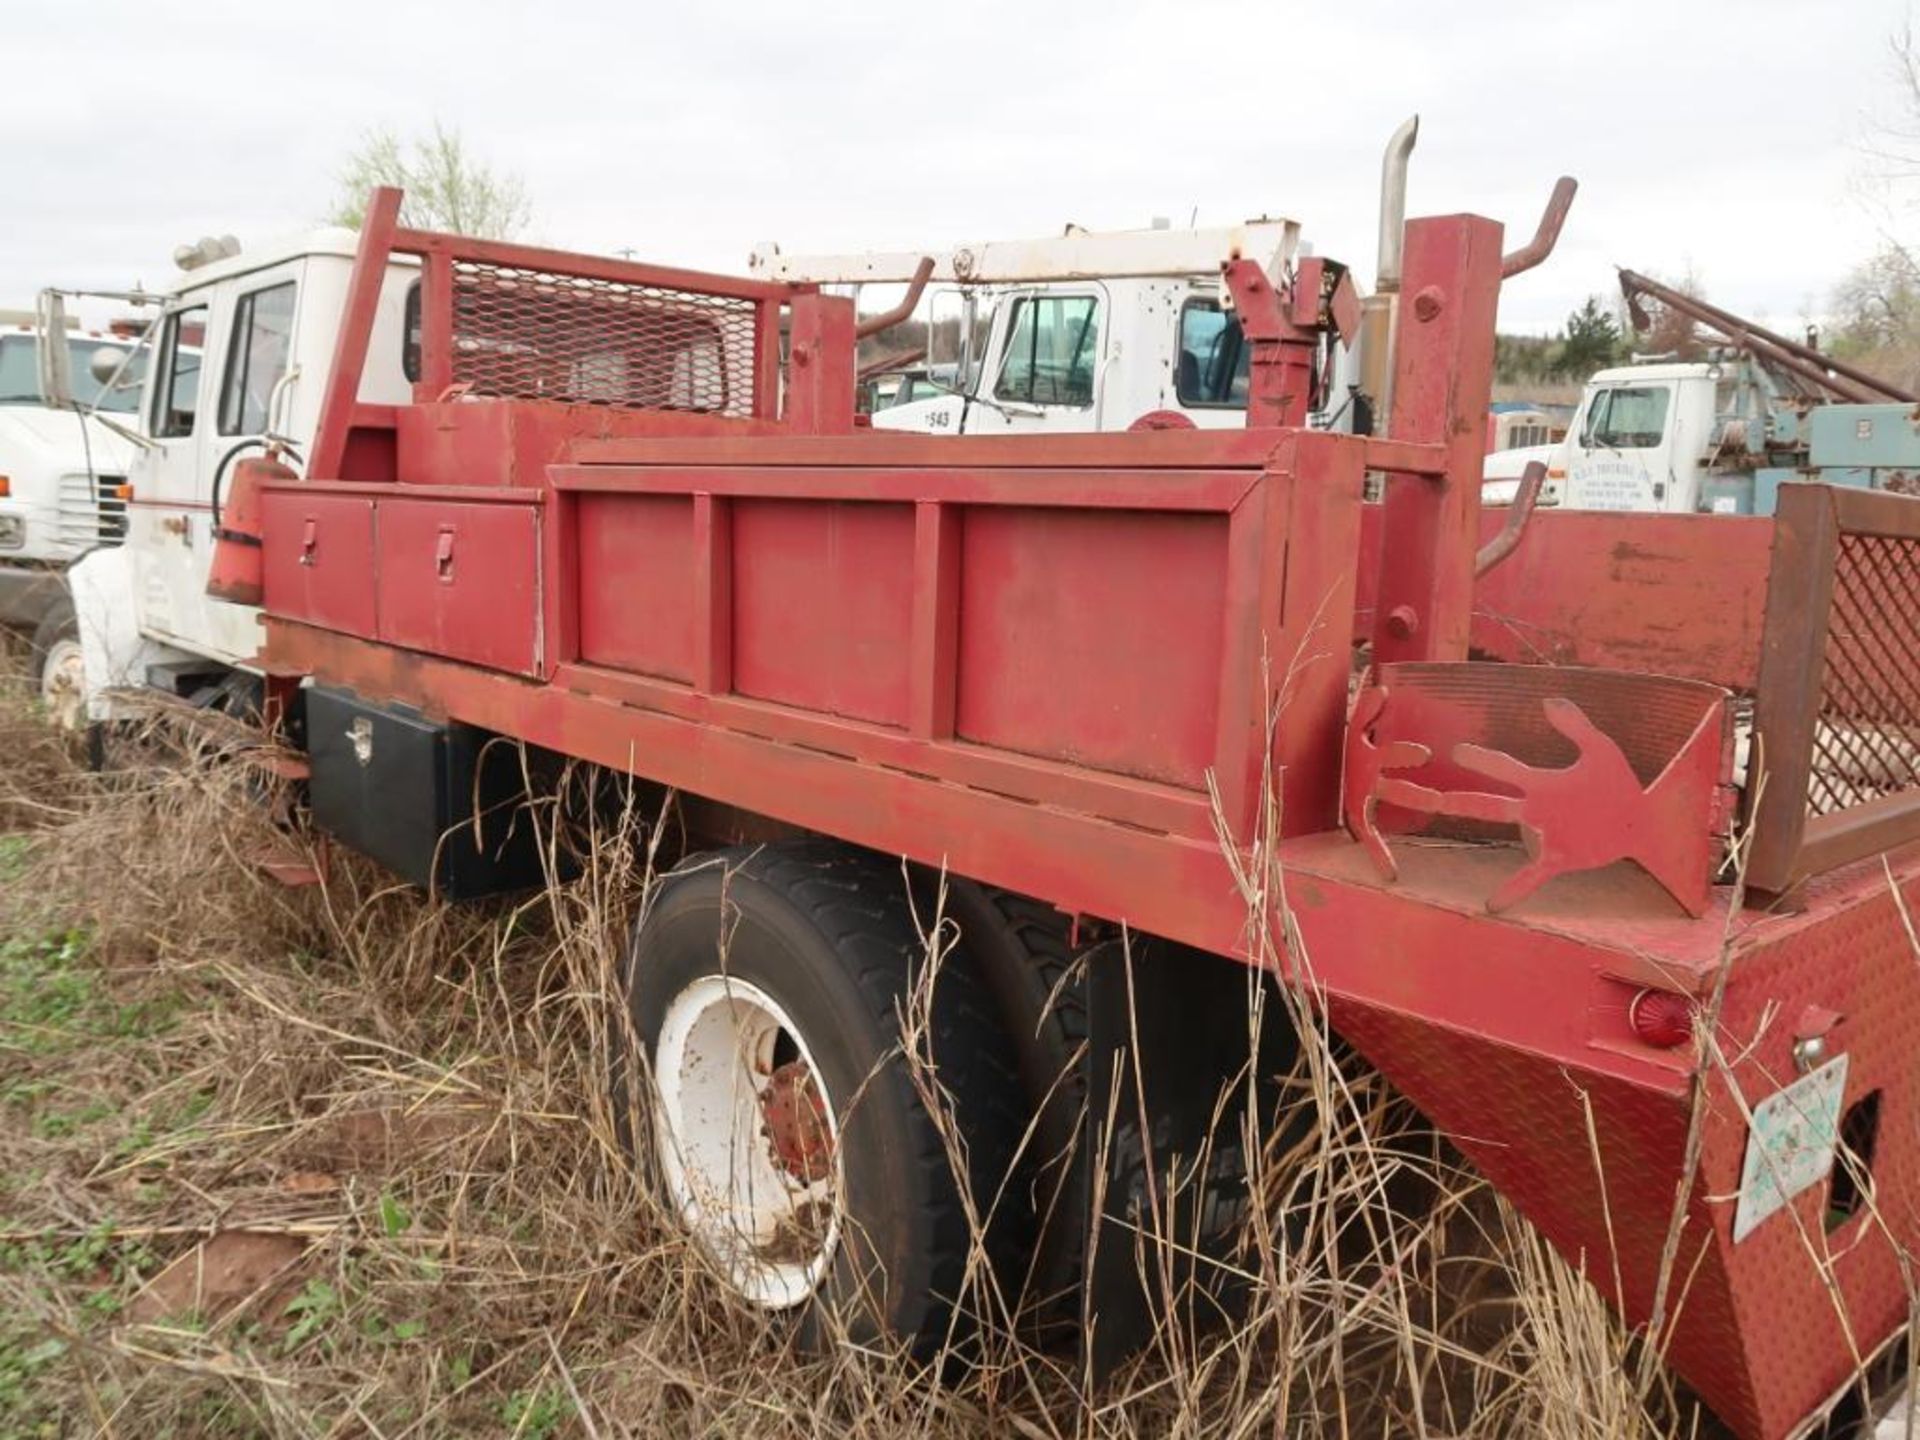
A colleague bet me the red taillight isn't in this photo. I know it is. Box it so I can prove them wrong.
[1629,988,1695,1048]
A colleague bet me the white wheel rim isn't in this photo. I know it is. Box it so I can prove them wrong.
[39,638,85,732]
[653,974,842,1308]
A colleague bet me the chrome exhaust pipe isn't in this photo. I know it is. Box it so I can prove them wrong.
[1360,114,1419,431]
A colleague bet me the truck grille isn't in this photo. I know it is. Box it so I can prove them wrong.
[55,472,127,549]
[1808,530,1920,814]
[449,260,759,417]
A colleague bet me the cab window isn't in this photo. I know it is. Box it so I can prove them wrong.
[218,282,297,436]
[1580,385,1670,450]
[152,305,208,438]
[1176,301,1249,407]
[995,295,1100,407]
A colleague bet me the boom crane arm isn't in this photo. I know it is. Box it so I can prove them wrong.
[1618,267,1914,404]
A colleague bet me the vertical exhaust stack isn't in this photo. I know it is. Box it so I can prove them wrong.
[1358,115,1419,427]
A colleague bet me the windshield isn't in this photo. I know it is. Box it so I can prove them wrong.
[1581,385,1670,450]
[0,333,147,413]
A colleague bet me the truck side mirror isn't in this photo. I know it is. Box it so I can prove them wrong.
[926,288,979,393]
[927,289,961,376]
[35,290,74,409]
[88,346,124,387]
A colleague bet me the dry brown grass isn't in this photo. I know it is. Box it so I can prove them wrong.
[0,644,1718,1440]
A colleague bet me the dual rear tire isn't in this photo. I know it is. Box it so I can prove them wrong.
[624,840,1050,1355]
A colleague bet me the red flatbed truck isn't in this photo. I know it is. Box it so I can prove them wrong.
[209,184,1920,1439]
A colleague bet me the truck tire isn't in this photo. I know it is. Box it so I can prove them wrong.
[624,839,1029,1356]
[927,876,1086,1333]
[28,598,84,731]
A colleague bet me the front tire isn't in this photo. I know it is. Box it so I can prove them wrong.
[625,839,1028,1356]
[29,598,84,732]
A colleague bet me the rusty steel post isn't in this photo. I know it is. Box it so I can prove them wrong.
[309,187,403,481]
[1370,214,1505,663]
[784,290,858,434]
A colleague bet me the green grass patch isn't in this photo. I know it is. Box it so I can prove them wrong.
[0,931,181,1062]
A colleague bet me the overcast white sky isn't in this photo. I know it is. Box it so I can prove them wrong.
[2,0,1911,336]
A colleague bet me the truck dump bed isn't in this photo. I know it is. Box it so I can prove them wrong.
[253,191,1920,1440]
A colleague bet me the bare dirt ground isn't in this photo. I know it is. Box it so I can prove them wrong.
[0,642,1701,1439]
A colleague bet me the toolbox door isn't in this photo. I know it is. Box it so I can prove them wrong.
[259,490,377,638]
[374,498,540,675]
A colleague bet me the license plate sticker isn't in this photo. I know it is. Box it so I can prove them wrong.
[1734,1054,1849,1243]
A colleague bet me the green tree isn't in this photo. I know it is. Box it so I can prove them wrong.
[329,122,531,239]
[1557,295,1623,379]
[1493,332,1557,386]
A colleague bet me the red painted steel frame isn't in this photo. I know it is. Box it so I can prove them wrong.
[258,195,1918,1440]
[1355,505,1777,691]
[306,186,823,494]
[1372,214,1505,664]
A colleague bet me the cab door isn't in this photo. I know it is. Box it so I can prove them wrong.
[964,287,1108,435]
[1562,382,1675,512]
[134,263,303,664]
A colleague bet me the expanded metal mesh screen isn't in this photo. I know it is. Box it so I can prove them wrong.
[1808,530,1920,814]
[449,260,760,416]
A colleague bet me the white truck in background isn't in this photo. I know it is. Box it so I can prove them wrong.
[751,216,1374,438]
[1482,270,1917,514]
[752,117,1429,442]
[0,312,144,716]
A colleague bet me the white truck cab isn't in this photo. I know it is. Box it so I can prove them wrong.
[1555,362,1718,512]
[751,219,1370,439]
[883,273,1282,436]
[63,229,418,720]
[1484,359,1816,515]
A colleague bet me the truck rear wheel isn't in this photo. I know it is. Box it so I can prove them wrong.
[625,839,1028,1355]
[931,877,1086,1332]
[29,599,84,732]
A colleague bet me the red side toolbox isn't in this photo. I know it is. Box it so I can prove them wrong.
[260,491,377,638]
[374,498,541,676]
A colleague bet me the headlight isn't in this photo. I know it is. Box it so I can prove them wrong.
[0,515,23,550]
